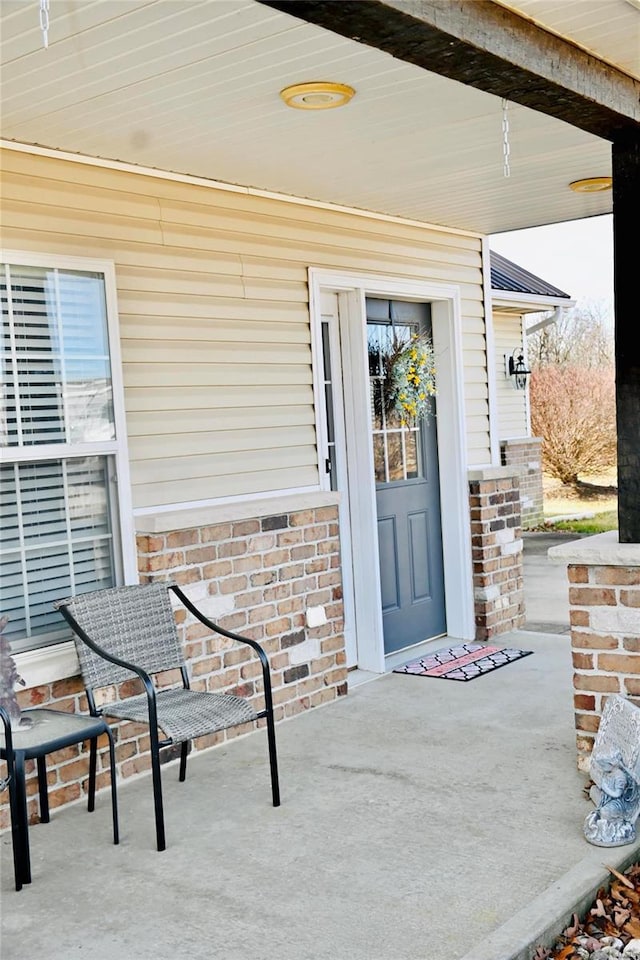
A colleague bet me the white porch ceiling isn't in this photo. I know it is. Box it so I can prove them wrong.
[1,0,632,235]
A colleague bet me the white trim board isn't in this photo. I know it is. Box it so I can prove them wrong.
[492,292,576,310]
[308,269,475,674]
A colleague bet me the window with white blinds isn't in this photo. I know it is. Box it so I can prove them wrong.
[1,259,126,654]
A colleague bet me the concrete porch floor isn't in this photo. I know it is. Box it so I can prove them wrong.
[2,630,637,960]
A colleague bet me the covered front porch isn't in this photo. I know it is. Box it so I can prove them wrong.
[4,629,637,960]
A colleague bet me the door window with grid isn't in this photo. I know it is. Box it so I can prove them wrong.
[367,306,427,486]
[1,258,127,654]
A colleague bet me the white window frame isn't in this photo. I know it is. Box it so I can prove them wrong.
[1,249,137,685]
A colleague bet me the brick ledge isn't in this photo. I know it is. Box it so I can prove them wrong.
[135,491,341,533]
[548,530,640,567]
[467,466,518,482]
[500,436,542,448]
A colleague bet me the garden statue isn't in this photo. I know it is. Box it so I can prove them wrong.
[584,751,640,846]
[0,616,33,731]
[583,695,640,848]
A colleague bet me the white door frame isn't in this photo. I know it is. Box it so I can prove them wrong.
[309,269,475,673]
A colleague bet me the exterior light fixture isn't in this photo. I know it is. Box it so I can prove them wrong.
[569,177,612,193]
[279,82,356,110]
[506,348,531,390]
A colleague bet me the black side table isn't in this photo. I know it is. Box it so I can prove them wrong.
[0,708,119,890]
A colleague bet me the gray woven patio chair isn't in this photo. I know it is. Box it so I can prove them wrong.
[54,581,280,852]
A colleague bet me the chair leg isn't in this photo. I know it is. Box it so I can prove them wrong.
[36,756,50,823]
[179,741,188,782]
[88,736,97,813]
[104,726,119,846]
[5,754,23,891]
[14,752,31,886]
[149,729,166,852]
[265,708,280,808]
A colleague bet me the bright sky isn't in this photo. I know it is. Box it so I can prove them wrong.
[490,214,614,317]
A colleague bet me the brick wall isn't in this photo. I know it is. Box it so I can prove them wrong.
[500,438,544,529]
[0,505,346,831]
[469,471,525,640]
[568,562,640,772]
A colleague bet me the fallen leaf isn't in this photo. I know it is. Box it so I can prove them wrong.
[624,917,640,937]
[605,864,635,889]
[531,947,552,960]
[563,913,580,937]
[611,880,630,903]
[613,905,631,926]
[591,898,610,919]
[554,947,578,960]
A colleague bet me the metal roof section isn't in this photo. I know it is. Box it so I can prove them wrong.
[490,250,572,299]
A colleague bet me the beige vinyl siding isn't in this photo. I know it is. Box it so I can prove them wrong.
[0,148,489,508]
[493,311,529,440]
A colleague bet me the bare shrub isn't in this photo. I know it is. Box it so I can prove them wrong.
[528,302,613,368]
[530,364,617,485]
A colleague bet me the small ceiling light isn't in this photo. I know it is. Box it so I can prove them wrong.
[280,82,355,110]
[569,177,612,193]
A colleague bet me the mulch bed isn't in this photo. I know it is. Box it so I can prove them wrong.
[533,861,640,958]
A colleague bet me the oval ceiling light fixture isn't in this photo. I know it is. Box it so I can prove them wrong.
[280,82,356,110]
[569,176,613,193]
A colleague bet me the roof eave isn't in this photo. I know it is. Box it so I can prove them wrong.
[492,291,577,312]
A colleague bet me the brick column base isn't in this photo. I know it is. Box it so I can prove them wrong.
[549,532,640,772]
[500,437,544,529]
[468,468,525,640]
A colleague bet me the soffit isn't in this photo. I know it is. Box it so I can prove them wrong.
[0,0,617,234]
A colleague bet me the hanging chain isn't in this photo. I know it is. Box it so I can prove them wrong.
[39,0,50,49]
[501,98,511,179]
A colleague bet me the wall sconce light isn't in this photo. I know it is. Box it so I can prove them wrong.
[506,348,531,390]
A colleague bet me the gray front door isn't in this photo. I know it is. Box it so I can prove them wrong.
[367,298,446,654]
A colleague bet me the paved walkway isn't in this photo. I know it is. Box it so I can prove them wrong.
[522,531,577,634]
[3,627,637,960]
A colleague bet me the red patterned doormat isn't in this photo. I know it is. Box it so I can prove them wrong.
[393,642,533,681]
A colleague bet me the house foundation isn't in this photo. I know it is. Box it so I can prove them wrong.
[549,532,640,772]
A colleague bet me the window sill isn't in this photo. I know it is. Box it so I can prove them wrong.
[134,489,341,533]
[14,641,80,690]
